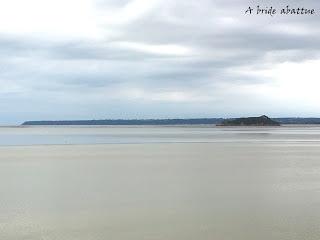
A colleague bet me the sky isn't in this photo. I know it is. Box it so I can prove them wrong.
[0,0,320,124]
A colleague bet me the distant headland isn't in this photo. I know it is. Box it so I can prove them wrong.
[22,119,223,126]
[21,116,320,126]
[218,115,280,126]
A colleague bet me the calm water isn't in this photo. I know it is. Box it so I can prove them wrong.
[0,126,320,240]
[1,125,320,145]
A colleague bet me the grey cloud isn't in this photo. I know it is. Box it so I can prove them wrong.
[1,0,320,123]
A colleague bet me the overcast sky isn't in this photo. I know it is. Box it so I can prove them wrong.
[0,0,320,123]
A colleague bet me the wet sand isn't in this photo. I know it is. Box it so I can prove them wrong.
[1,142,320,240]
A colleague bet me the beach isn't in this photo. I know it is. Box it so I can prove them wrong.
[0,126,320,239]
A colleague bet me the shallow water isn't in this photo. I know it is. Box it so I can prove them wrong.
[0,126,319,240]
[1,125,320,145]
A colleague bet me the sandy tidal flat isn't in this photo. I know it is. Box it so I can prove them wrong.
[0,140,320,240]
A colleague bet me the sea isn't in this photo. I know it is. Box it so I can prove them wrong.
[0,125,319,240]
[1,124,320,145]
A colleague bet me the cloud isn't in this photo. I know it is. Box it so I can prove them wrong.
[0,0,320,123]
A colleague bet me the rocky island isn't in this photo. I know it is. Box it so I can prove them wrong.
[218,115,280,126]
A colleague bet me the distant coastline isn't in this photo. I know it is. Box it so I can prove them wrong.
[22,117,320,126]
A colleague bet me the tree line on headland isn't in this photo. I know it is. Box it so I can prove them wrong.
[22,117,320,126]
